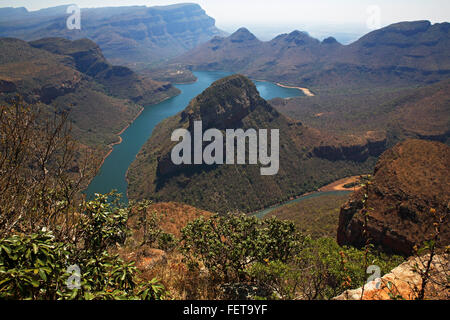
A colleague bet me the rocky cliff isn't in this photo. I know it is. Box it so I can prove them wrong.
[337,139,450,256]
[29,37,179,105]
[0,4,226,67]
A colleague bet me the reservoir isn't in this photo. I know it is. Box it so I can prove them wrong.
[85,71,303,201]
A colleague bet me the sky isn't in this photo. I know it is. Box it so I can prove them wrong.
[1,0,449,42]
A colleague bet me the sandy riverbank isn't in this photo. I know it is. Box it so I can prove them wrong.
[275,83,315,97]
[318,176,365,192]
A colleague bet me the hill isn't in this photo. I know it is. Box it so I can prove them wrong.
[0,4,226,68]
[127,74,385,214]
[0,37,178,164]
[177,21,450,91]
[270,79,450,147]
[265,193,352,239]
[337,139,450,256]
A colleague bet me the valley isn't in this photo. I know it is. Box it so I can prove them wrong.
[0,1,448,302]
[86,71,304,201]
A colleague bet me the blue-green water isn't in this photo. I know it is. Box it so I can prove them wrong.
[85,71,303,202]
[251,190,353,219]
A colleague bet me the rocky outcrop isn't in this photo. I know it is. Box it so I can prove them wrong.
[313,131,387,162]
[337,139,450,256]
[334,253,449,300]
[36,79,81,104]
[181,75,276,130]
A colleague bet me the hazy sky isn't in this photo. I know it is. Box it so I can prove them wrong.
[1,0,449,41]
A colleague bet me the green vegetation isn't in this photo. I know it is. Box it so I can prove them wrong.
[247,238,403,300]
[175,214,403,300]
[0,99,164,300]
[181,215,302,282]
[0,98,405,300]
[0,194,165,300]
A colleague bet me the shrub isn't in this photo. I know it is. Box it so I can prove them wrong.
[0,193,166,300]
[180,214,304,283]
[248,237,404,300]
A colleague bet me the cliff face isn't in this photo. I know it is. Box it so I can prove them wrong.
[337,139,450,256]
[0,4,226,66]
[28,37,179,106]
[313,131,387,162]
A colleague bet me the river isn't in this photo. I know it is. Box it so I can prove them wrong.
[85,71,304,202]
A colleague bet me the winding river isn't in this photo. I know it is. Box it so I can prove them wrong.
[85,71,304,202]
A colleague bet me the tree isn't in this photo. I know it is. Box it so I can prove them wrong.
[0,97,165,300]
[181,214,304,283]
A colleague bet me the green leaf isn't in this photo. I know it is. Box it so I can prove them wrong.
[38,269,47,281]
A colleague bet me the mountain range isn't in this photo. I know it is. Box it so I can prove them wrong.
[0,3,226,68]
[177,21,450,91]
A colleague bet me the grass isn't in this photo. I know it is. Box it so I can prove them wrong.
[265,193,352,239]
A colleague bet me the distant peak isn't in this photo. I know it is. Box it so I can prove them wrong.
[289,30,305,36]
[386,20,431,30]
[370,20,432,36]
[322,37,340,45]
[229,27,258,41]
[279,30,318,45]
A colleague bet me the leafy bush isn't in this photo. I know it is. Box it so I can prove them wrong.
[0,193,166,300]
[181,214,304,282]
[248,237,404,300]
[158,232,178,252]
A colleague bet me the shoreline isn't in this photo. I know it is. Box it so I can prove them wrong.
[275,83,315,97]
[97,91,181,170]
[252,78,315,97]
[318,175,365,192]
[96,106,144,170]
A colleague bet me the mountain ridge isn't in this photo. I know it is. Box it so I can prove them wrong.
[0,36,178,166]
[0,3,227,68]
[176,21,450,90]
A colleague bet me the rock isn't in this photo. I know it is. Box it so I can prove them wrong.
[0,4,226,65]
[337,139,450,256]
[333,253,449,300]
[313,131,387,162]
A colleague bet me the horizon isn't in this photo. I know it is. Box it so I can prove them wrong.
[1,1,449,43]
